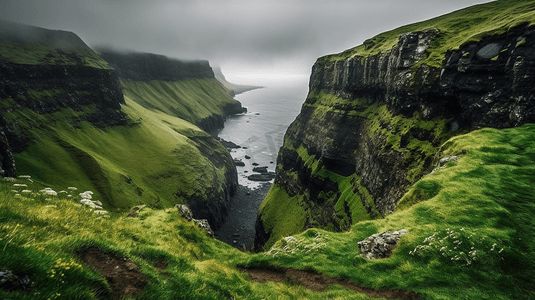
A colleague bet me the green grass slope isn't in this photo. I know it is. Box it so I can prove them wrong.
[120,78,239,127]
[1,123,533,299]
[12,96,231,210]
[247,124,535,299]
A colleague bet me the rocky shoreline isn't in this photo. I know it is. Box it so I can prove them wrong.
[214,182,272,251]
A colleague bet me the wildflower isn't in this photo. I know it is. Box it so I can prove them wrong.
[67,187,77,191]
[21,190,32,193]
[13,183,27,187]
[3,177,16,182]
[40,188,58,196]
[498,248,504,253]
[79,191,93,199]
[17,175,31,179]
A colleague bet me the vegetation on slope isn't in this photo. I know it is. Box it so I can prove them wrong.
[323,0,535,68]
[1,123,533,299]
[247,124,535,299]
[11,96,231,210]
[258,91,454,248]
[120,78,240,126]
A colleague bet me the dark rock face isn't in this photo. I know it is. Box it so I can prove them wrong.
[0,55,126,177]
[185,135,238,229]
[256,24,535,248]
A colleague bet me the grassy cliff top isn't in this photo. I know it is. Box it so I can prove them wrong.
[0,20,111,69]
[322,0,535,68]
[1,122,534,299]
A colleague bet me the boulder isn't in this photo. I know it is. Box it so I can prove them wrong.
[233,159,245,167]
[176,204,214,237]
[357,229,408,259]
[252,166,268,173]
[248,172,276,182]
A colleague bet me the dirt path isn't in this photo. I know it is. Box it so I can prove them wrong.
[215,183,272,251]
[241,267,419,299]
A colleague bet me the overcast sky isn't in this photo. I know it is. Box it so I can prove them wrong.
[1,0,493,82]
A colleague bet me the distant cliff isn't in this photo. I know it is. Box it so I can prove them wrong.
[212,65,262,96]
[0,20,126,176]
[0,21,238,229]
[98,49,245,133]
[255,0,535,249]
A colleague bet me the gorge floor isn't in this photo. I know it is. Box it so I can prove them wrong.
[215,183,272,251]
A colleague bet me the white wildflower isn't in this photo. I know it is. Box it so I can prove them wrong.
[79,191,93,200]
[17,175,31,179]
[67,187,77,191]
[21,190,32,193]
[13,183,27,187]
[3,177,16,182]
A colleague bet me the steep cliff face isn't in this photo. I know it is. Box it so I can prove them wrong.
[98,49,245,133]
[0,21,237,229]
[0,20,126,176]
[255,1,535,249]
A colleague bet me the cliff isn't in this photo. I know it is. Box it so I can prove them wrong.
[0,20,126,176]
[98,49,246,133]
[255,0,535,249]
[0,21,237,229]
[212,65,262,96]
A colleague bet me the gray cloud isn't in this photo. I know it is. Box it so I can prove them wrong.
[0,0,493,76]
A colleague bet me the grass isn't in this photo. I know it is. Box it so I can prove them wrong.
[246,123,535,299]
[13,96,232,210]
[322,0,535,69]
[0,178,381,299]
[120,78,239,125]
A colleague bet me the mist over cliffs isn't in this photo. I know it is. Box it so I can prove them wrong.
[255,0,535,249]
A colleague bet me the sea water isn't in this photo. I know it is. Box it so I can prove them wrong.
[217,75,309,188]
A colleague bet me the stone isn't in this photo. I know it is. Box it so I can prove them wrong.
[252,166,268,173]
[176,204,193,221]
[233,159,245,167]
[177,204,215,237]
[476,43,501,60]
[0,270,32,291]
[193,219,215,237]
[247,173,275,182]
[357,229,408,259]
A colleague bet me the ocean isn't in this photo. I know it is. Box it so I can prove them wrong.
[217,75,309,188]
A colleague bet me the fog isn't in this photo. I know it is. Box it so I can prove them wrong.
[0,0,493,81]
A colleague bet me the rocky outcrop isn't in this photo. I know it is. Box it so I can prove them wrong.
[176,204,215,237]
[357,229,408,259]
[256,23,535,249]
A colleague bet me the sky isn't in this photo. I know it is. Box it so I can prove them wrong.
[0,0,493,83]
